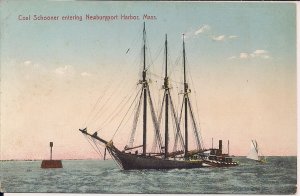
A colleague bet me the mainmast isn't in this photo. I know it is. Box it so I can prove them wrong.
[142,22,147,155]
[164,34,169,158]
[183,34,189,159]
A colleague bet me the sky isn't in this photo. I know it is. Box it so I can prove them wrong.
[0,1,297,160]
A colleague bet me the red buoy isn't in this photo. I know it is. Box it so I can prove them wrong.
[41,142,63,169]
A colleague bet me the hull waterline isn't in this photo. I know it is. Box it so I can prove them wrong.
[107,145,204,170]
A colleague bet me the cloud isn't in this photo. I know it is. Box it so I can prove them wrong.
[212,35,238,42]
[81,72,91,77]
[250,50,270,59]
[212,35,226,41]
[23,60,40,68]
[194,25,211,35]
[54,65,74,75]
[262,55,270,59]
[240,53,249,59]
[24,60,32,65]
[227,56,237,60]
[253,49,268,54]
[228,35,238,39]
[228,49,271,60]
[185,25,238,43]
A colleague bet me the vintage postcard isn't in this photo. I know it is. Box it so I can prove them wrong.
[0,1,297,194]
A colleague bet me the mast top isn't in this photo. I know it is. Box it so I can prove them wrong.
[142,22,147,82]
[182,33,188,92]
[163,34,169,90]
[165,34,168,78]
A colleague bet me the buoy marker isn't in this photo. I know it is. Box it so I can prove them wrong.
[41,142,63,169]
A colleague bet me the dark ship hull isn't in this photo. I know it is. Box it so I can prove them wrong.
[80,129,204,170]
[107,145,203,170]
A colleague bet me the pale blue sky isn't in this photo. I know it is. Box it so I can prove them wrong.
[0,1,297,159]
[1,2,296,71]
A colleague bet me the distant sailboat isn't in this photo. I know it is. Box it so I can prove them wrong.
[247,140,266,163]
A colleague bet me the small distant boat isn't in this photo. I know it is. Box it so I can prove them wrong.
[246,140,266,163]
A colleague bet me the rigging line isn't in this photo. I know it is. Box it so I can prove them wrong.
[157,92,166,133]
[116,101,141,150]
[169,48,182,76]
[170,107,176,140]
[98,86,140,134]
[156,63,165,115]
[151,91,165,152]
[88,73,128,127]
[148,71,163,78]
[83,81,112,127]
[117,96,139,144]
[127,27,142,54]
[111,87,142,140]
[151,91,166,152]
[151,43,167,116]
[147,45,164,115]
[169,93,185,152]
[173,52,184,115]
[124,89,142,146]
[131,47,145,80]
[149,83,161,119]
[84,53,130,127]
[170,106,183,152]
[172,78,180,117]
[87,88,118,126]
[147,85,163,153]
[156,83,163,116]
[86,134,105,151]
[186,58,204,147]
[83,134,103,158]
[168,84,180,116]
[187,97,202,150]
[175,97,185,152]
[85,33,142,127]
[146,37,163,71]
[146,72,184,87]
[128,88,143,148]
[92,137,104,157]
[85,61,130,126]
[138,48,144,79]
[96,84,139,131]
[148,42,164,69]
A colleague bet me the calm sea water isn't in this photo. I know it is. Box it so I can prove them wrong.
[0,157,297,194]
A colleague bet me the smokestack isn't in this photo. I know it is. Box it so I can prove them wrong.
[228,140,230,155]
[219,140,222,154]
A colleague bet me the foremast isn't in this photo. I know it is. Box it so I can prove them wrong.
[129,22,163,156]
[139,22,165,156]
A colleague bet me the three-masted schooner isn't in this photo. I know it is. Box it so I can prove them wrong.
[79,23,238,170]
